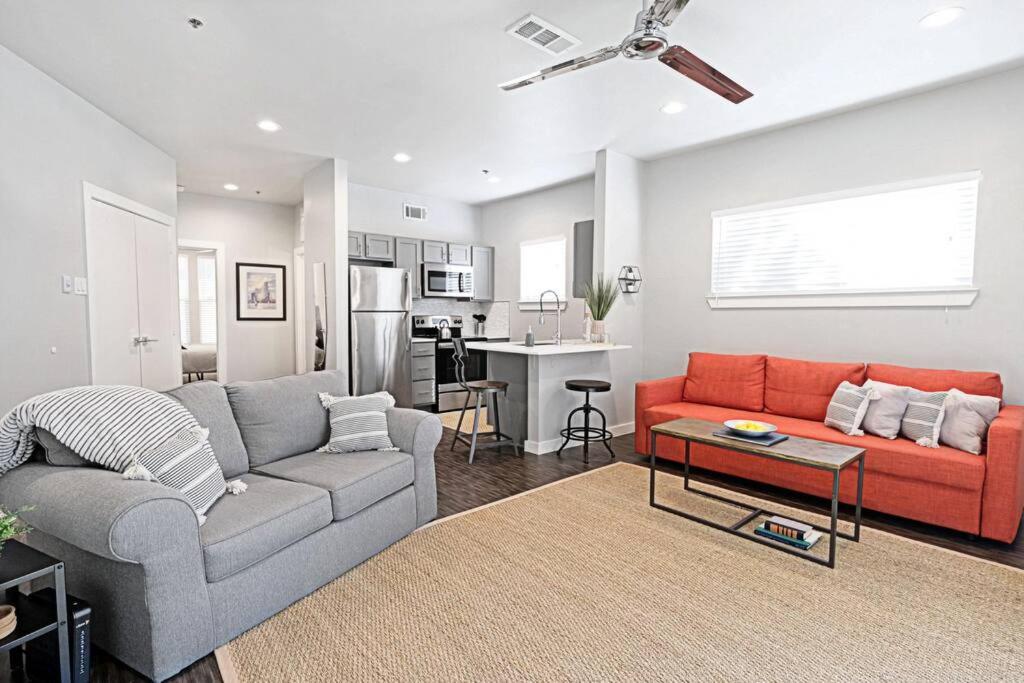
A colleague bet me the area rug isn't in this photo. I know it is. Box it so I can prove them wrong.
[218,463,1023,682]
[438,406,488,432]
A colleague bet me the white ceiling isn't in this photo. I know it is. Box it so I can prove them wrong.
[2,1,1022,206]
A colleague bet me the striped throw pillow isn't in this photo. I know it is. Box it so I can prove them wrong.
[900,389,948,448]
[824,382,879,436]
[132,426,228,522]
[318,392,397,454]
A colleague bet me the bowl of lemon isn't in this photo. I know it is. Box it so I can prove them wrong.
[724,419,778,438]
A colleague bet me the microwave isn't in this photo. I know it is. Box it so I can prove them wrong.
[422,263,474,298]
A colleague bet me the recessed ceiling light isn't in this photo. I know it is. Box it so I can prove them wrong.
[223,183,239,191]
[919,6,964,28]
[487,176,502,184]
[257,119,281,132]
[660,101,687,114]
[393,153,412,163]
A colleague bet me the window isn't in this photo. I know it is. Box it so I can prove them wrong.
[178,254,191,345]
[709,172,980,308]
[519,236,566,302]
[196,255,217,344]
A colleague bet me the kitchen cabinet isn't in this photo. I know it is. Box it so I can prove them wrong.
[412,380,436,407]
[471,245,494,301]
[348,231,365,258]
[395,237,423,298]
[447,243,472,266]
[423,240,447,264]
[364,233,395,260]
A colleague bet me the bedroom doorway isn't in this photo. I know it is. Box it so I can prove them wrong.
[177,239,227,382]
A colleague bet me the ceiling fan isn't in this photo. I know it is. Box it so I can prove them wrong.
[499,0,752,104]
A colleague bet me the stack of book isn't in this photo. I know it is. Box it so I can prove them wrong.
[754,516,821,550]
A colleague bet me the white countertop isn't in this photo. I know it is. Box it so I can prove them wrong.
[466,339,632,356]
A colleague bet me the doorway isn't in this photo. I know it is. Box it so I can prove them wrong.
[294,247,306,373]
[177,239,227,382]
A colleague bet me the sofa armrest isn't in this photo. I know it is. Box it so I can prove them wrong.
[386,408,441,525]
[634,375,687,455]
[981,404,1024,542]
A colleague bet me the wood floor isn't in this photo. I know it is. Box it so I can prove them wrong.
[17,429,1024,682]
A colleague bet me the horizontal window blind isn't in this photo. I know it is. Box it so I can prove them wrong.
[520,237,566,301]
[710,174,979,297]
[177,254,191,346]
[197,255,217,345]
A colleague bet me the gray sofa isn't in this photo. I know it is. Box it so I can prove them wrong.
[0,370,441,681]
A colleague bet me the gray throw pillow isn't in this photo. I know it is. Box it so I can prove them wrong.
[862,380,912,440]
[900,389,948,448]
[939,389,1001,455]
[35,429,92,467]
[318,392,397,454]
[824,381,878,436]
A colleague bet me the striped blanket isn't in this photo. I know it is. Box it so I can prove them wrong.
[0,385,242,521]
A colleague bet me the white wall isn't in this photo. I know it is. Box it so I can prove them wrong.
[349,183,481,243]
[0,45,177,411]
[642,66,1024,403]
[479,179,595,341]
[176,193,297,382]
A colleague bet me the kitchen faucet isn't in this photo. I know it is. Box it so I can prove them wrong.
[538,289,562,345]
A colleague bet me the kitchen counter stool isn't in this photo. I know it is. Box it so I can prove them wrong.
[450,338,520,463]
[557,379,615,464]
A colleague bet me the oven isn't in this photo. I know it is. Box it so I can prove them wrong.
[422,263,474,298]
[436,338,487,412]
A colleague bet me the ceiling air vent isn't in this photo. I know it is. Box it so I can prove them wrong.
[506,14,580,56]
[403,203,427,221]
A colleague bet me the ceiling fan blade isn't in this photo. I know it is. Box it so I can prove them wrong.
[658,46,753,103]
[642,0,692,28]
[499,46,620,91]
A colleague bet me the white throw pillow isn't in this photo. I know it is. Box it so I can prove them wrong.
[318,392,398,454]
[861,380,912,440]
[824,381,879,436]
[900,389,948,448]
[939,389,1001,455]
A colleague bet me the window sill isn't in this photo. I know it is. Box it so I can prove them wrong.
[706,288,979,310]
[518,300,569,312]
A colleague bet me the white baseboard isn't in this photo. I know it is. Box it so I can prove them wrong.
[525,421,634,455]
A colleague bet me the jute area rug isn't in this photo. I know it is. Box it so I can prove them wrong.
[218,463,1023,682]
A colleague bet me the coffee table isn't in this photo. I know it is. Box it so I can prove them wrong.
[649,418,865,569]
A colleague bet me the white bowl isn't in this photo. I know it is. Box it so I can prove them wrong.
[724,419,778,438]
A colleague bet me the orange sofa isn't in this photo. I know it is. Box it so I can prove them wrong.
[635,353,1024,543]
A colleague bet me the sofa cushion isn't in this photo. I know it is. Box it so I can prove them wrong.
[866,363,1002,400]
[35,429,91,467]
[200,473,332,582]
[225,370,347,467]
[255,451,414,521]
[765,356,866,421]
[644,402,985,491]
[165,381,249,478]
[682,353,766,412]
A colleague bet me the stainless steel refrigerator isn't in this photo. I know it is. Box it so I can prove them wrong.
[349,265,413,407]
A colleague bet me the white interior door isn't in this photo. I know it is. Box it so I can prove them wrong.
[294,248,306,373]
[86,200,142,385]
[134,214,181,389]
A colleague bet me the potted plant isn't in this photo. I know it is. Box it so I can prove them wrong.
[583,274,619,343]
[0,505,32,556]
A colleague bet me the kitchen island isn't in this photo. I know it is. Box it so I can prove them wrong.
[465,340,631,454]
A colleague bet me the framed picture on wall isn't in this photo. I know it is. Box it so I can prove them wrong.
[236,262,287,321]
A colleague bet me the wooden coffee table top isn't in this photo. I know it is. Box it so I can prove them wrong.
[651,418,865,471]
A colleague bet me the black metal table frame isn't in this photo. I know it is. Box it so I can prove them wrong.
[649,432,865,569]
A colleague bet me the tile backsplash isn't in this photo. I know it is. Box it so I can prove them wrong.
[411,299,510,339]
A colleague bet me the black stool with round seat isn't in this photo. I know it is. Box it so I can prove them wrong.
[557,379,615,464]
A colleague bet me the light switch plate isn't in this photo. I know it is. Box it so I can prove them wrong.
[61,274,73,293]
[73,276,88,295]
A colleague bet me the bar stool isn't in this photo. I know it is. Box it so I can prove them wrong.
[449,338,520,464]
[557,379,615,464]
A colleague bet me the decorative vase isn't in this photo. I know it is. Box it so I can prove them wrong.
[592,320,607,343]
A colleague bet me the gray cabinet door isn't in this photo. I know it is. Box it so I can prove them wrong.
[471,245,494,301]
[423,240,447,264]
[447,243,472,266]
[395,238,423,299]
[348,231,365,258]
[364,233,395,260]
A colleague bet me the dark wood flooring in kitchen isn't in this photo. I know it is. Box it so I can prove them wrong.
[18,429,1023,682]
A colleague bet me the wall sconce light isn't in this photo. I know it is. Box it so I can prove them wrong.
[618,265,642,294]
